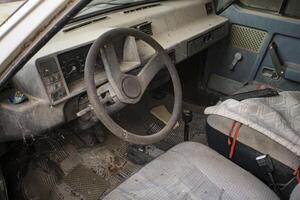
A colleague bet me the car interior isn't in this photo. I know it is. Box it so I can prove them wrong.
[0,0,300,199]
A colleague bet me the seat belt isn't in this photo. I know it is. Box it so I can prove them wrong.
[256,155,280,195]
[227,121,241,159]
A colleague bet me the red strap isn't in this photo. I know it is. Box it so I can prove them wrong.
[228,121,237,145]
[228,122,241,159]
[293,168,300,183]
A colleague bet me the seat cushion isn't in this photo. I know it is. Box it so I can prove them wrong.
[290,184,300,200]
[207,115,300,169]
[205,91,300,156]
[104,142,278,200]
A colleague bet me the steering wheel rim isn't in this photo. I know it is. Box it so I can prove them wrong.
[85,28,182,145]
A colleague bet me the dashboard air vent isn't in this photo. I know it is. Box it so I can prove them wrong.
[124,3,161,14]
[131,21,153,35]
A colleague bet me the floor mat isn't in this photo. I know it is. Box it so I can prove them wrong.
[63,164,108,200]
[79,136,142,197]
[19,133,142,200]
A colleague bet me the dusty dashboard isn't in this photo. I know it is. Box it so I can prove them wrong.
[35,38,142,105]
[0,0,229,141]
[36,43,97,104]
[27,0,230,106]
[36,21,228,105]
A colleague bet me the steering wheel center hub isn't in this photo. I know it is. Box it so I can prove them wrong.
[122,76,141,99]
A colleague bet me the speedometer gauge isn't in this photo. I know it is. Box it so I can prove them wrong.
[62,59,80,80]
[58,44,92,84]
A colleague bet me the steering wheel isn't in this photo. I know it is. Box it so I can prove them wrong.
[84,28,182,145]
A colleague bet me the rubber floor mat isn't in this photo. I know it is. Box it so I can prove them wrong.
[78,135,143,198]
[64,164,109,200]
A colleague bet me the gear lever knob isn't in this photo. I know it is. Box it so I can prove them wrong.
[183,110,193,124]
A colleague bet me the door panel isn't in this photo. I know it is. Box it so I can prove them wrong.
[256,34,300,90]
[206,4,300,92]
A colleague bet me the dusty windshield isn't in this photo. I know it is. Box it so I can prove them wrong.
[0,0,24,26]
[74,0,155,21]
[0,0,157,26]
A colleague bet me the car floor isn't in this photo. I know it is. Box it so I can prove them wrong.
[1,48,218,199]
[2,85,214,200]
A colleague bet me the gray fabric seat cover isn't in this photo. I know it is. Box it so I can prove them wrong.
[207,115,300,169]
[290,184,300,200]
[104,142,278,200]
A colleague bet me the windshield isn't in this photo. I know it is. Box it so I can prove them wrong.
[0,0,157,26]
[0,0,24,26]
[73,0,158,22]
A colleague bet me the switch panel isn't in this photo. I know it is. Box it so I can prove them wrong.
[187,25,227,57]
[36,57,67,103]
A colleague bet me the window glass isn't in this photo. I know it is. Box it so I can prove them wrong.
[214,0,234,13]
[238,0,300,19]
[283,0,300,19]
[239,0,283,12]
[74,0,158,20]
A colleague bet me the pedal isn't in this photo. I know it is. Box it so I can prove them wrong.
[127,145,164,165]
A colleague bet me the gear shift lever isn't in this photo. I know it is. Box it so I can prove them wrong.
[182,110,193,141]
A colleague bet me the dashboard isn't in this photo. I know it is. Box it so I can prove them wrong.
[0,0,229,141]
[57,44,94,85]
[36,43,99,103]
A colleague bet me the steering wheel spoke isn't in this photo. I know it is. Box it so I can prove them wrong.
[101,42,135,104]
[123,36,141,64]
[138,53,162,93]
[101,43,123,80]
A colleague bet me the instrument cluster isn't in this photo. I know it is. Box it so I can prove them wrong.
[57,44,102,85]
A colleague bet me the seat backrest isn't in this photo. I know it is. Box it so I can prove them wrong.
[290,184,300,200]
